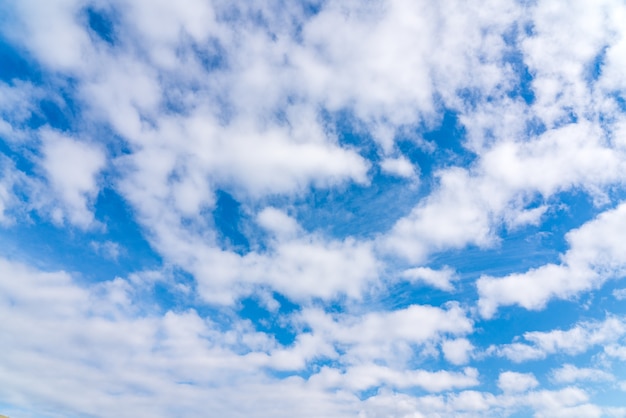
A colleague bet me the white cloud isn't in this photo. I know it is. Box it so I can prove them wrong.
[0,80,41,137]
[382,168,496,263]
[551,364,614,384]
[0,257,474,418]
[526,387,600,418]
[478,202,626,318]
[521,0,621,128]
[257,207,301,238]
[91,240,123,261]
[303,302,473,353]
[40,130,106,228]
[604,344,626,360]
[0,256,364,418]
[380,156,417,179]
[261,302,475,375]
[0,159,19,225]
[312,364,479,393]
[4,0,626,416]
[359,386,610,418]
[384,119,626,264]
[187,235,380,304]
[492,316,626,362]
[401,266,458,291]
[441,338,473,365]
[2,0,91,72]
[498,371,538,393]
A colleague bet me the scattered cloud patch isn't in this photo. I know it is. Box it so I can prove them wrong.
[2,0,626,416]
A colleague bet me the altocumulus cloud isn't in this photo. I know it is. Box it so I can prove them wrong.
[2,0,626,417]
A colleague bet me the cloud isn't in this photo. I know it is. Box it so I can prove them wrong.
[312,364,479,393]
[3,0,626,417]
[187,234,380,304]
[257,207,301,238]
[478,202,626,318]
[1,250,619,417]
[90,240,123,261]
[0,256,361,418]
[0,256,474,417]
[380,156,418,179]
[298,302,473,367]
[613,288,626,300]
[2,0,91,71]
[383,120,626,264]
[40,130,106,228]
[441,338,474,365]
[401,266,458,291]
[497,371,539,393]
[550,364,614,384]
[492,315,626,362]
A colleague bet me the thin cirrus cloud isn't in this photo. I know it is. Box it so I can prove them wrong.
[1,0,626,417]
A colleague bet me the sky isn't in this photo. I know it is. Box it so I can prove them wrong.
[1,0,626,417]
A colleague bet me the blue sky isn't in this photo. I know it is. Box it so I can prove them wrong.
[2,0,626,417]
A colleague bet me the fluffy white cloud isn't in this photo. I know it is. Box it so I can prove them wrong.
[478,202,626,318]
[380,156,418,179]
[613,288,626,300]
[526,387,601,418]
[441,338,474,365]
[401,266,458,291]
[359,386,609,418]
[0,159,19,225]
[0,256,475,417]
[384,119,626,264]
[551,364,614,384]
[2,0,91,72]
[257,207,301,238]
[90,240,123,260]
[186,234,380,304]
[311,364,479,393]
[299,302,473,366]
[40,130,106,228]
[0,256,364,418]
[497,371,539,393]
[3,0,626,416]
[492,316,626,362]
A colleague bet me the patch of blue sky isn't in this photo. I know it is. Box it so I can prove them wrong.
[328,109,380,160]
[615,94,626,112]
[149,270,198,313]
[189,36,228,73]
[524,115,547,137]
[414,109,475,172]
[507,409,536,418]
[502,23,536,105]
[212,189,252,254]
[84,6,117,46]
[369,279,462,313]
[543,188,613,249]
[0,139,37,176]
[586,46,607,85]
[551,108,580,130]
[291,109,475,240]
[292,177,417,239]
[596,388,626,409]
[0,187,162,285]
[30,96,75,131]
[237,292,299,346]
[92,187,163,267]
[0,38,42,83]
[0,42,88,136]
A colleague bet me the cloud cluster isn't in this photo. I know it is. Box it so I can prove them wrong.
[2,0,626,416]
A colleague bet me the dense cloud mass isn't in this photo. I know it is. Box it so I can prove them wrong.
[1,0,626,417]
